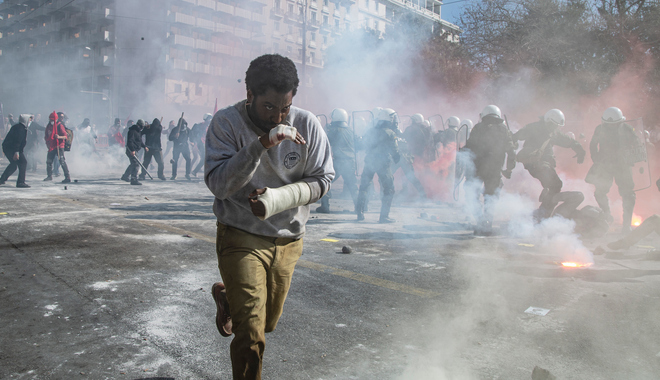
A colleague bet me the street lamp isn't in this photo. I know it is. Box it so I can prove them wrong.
[85,46,94,124]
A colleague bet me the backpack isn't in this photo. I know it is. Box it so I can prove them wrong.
[64,127,74,152]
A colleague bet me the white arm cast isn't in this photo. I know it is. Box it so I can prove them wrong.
[256,181,313,220]
[269,124,297,145]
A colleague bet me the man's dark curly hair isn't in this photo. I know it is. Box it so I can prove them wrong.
[245,54,299,97]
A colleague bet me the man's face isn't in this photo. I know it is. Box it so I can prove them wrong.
[247,88,293,130]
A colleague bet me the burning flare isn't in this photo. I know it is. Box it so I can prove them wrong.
[631,214,643,227]
[561,262,593,268]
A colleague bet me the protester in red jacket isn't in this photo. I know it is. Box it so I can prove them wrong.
[44,111,71,183]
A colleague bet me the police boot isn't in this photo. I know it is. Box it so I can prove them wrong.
[379,194,395,224]
[316,195,330,213]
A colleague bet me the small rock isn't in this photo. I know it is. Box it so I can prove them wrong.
[183,234,192,238]
[74,179,78,183]
[532,366,556,380]
[341,246,352,254]
[64,186,67,190]
[144,197,149,200]
[420,212,428,219]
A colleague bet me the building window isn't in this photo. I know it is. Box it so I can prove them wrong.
[273,42,279,52]
[311,11,316,21]
[310,32,316,41]
[288,3,294,13]
[274,21,280,31]
[274,0,281,9]
[323,15,328,25]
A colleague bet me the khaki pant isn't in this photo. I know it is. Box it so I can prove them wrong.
[216,222,303,380]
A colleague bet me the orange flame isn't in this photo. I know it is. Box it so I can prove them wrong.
[561,262,593,268]
[631,214,643,227]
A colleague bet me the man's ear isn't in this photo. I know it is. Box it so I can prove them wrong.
[247,89,254,105]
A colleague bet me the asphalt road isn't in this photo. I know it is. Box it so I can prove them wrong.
[1,170,660,380]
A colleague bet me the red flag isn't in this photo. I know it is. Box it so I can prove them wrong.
[213,98,218,115]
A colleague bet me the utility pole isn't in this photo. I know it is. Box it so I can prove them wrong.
[85,46,95,123]
[301,0,307,85]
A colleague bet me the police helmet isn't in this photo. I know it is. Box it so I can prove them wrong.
[544,109,565,127]
[331,108,349,123]
[447,116,461,129]
[602,107,625,123]
[480,105,501,119]
[411,113,424,124]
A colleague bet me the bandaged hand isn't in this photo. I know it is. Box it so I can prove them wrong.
[259,124,306,149]
[249,181,312,220]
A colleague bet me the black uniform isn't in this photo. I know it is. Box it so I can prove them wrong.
[464,115,517,234]
[122,124,145,183]
[356,121,401,222]
[1,117,29,186]
[513,120,585,220]
[140,119,165,180]
[317,121,359,211]
[190,120,209,176]
[404,122,433,161]
[169,120,191,180]
[586,122,638,227]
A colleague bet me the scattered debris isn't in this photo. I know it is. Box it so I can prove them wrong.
[341,246,352,254]
[637,245,655,249]
[144,197,149,200]
[74,179,78,183]
[518,243,534,247]
[110,203,121,206]
[420,212,428,219]
[0,212,7,216]
[321,238,339,242]
[183,234,192,238]
[524,307,550,316]
[532,366,556,380]
[64,186,67,190]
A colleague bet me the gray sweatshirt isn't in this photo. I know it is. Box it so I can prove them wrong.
[205,100,334,238]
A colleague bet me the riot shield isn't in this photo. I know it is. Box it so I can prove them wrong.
[352,110,375,177]
[453,124,470,201]
[627,119,651,192]
[316,114,328,128]
[399,115,412,131]
[429,114,444,132]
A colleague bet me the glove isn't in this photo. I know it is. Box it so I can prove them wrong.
[502,169,512,179]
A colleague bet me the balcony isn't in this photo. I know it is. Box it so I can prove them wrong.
[196,18,215,31]
[251,11,267,24]
[195,62,210,74]
[173,58,194,71]
[197,0,216,10]
[195,39,214,51]
[173,12,196,26]
[215,43,233,56]
[216,2,234,15]
[174,34,195,48]
[235,7,251,20]
[270,7,284,19]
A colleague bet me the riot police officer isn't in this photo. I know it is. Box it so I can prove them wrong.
[513,109,586,221]
[317,108,358,213]
[355,108,401,223]
[464,105,517,235]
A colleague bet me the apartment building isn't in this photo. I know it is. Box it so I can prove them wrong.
[0,0,458,124]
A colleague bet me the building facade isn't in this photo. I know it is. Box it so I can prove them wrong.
[0,0,458,126]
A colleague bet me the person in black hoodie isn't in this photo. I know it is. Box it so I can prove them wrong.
[121,119,147,185]
[1,114,32,187]
[169,117,191,180]
[140,118,166,181]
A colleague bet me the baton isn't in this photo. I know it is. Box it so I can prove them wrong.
[137,156,154,180]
